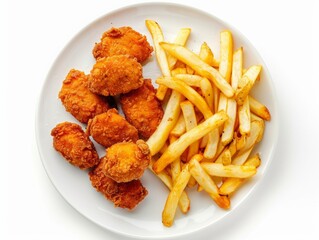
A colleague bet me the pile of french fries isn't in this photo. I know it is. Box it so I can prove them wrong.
[145,20,271,227]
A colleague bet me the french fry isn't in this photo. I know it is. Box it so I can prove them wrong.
[249,95,271,121]
[174,74,214,111]
[146,91,184,156]
[152,111,228,173]
[232,147,253,166]
[219,30,233,83]
[180,101,200,161]
[221,98,237,145]
[235,120,264,157]
[199,77,214,111]
[156,76,220,159]
[169,135,181,183]
[171,67,187,76]
[219,154,261,195]
[170,113,186,137]
[201,162,257,178]
[145,20,171,100]
[167,28,192,69]
[149,159,190,213]
[159,42,234,97]
[162,165,191,227]
[231,47,243,90]
[238,96,251,135]
[189,157,230,209]
[199,42,219,67]
[235,65,262,105]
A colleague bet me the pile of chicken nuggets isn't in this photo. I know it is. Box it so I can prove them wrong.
[51,26,163,210]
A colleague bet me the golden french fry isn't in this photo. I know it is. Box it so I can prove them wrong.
[159,42,234,97]
[231,47,243,89]
[153,111,228,173]
[180,101,200,161]
[232,147,253,166]
[169,136,181,182]
[157,76,220,159]
[219,30,233,83]
[171,67,187,76]
[235,65,262,105]
[219,154,261,195]
[221,98,237,145]
[187,154,203,188]
[201,162,257,178]
[189,158,230,209]
[199,77,214,111]
[156,77,212,118]
[199,42,219,67]
[249,95,271,121]
[238,96,251,135]
[174,74,214,111]
[145,20,171,100]
[235,120,264,157]
[146,91,184,156]
[167,28,192,69]
[149,159,190,213]
[162,165,191,227]
[221,149,232,165]
[170,113,186,137]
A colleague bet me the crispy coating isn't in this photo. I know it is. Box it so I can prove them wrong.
[58,69,111,124]
[51,122,99,169]
[93,26,153,63]
[120,79,164,139]
[86,108,139,148]
[88,55,143,96]
[103,140,151,182]
[89,157,148,210]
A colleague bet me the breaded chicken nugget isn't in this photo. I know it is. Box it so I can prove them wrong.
[89,157,148,210]
[103,140,151,182]
[93,26,153,63]
[51,122,99,169]
[86,108,139,148]
[120,79,164,139]
[59,69,111,124]
[88,55,143,96]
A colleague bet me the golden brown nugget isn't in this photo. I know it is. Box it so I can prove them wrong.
[86,108,139,148]
[88,55,143,96]
[93,26,153,63]
[103,140,151,183]
[89,157,148,210]
[51,122,99,169]
[120,79,164,139]
[58,69,111,124]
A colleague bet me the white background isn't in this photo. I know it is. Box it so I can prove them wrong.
[1,0,318,239]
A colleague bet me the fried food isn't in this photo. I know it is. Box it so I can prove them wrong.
[93,26,153,63]
[103,140,151,182]
[58,69,111,124]
[51,122,99,169]
[86,108,139,148]
[120,79,164,139]
[89,157,148,210]
[88,55,144,96]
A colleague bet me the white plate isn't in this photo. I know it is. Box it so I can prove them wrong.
[36,2,278,239]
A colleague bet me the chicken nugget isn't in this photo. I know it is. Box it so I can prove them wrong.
[59,69,111,124]
[120,79,164,139]
[103,140,151,183]
[86,108,139,148]
[89,157,148,210]
[93,26,153,63]
[51,122,99,169]
[88,55,143,96]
